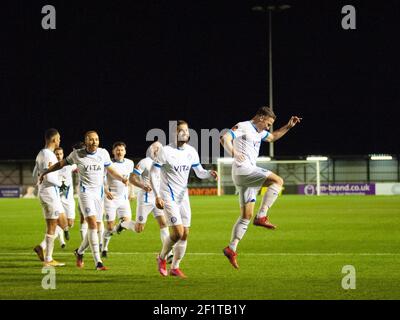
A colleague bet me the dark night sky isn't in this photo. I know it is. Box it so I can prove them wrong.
[1,0,399,160]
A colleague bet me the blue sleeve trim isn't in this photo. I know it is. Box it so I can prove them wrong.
[133,168,142,176]
[153,163,162,168]
[262,132,270,141]
[192,163,200,168]
[104,162,111,167]
[229,130,236,139]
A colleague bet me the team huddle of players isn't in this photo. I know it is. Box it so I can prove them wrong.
[34,107,301,278]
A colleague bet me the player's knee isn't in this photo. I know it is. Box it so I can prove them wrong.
[276,176,284,186]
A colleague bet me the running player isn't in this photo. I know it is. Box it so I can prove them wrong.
[220,106,301,269]
[117,142,169,245]
[39,131,129,270]
[151,121,218,278]
[101,142,136,258]
[33,129,66,267]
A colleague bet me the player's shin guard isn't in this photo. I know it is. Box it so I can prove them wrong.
[229,218,250,252]
[88,229,101,264]
[171,240,187,269]
[80,222,88,240]
[160,236,176,260]
[160,227,169,244]
[44,234,57,262]
[257,183,281,218]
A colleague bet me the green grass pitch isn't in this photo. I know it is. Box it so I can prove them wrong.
[0,195,399,300]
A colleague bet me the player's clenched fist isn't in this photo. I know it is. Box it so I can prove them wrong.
[155,197,164,209]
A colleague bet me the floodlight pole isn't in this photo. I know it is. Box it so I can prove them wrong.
[253,4,291,158]
[268,8,274,158]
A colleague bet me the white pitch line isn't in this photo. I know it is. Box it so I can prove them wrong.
[1,252,400,256]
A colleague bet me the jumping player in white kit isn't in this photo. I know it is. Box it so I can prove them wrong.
[151,121,218,278]
[116,141,172,258]
[39,131,129,270]
[33,128,66,267]
[220,106,302,269]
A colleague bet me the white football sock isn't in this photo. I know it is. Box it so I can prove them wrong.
[98,221,104,248]
[78,232,89,255]
[171,240,187,269]
[56,225,65,245]
[40,236,47,250]
[160,227,169,244]
[229,217,250,252]
[80,222,88,240]
[160,236,176,260]
[44,234,56,262]
[102,230,113,252]
[88,228,101,264]
[122,220,136,232]
[257,183,281,218]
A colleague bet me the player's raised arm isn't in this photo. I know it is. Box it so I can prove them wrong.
[191,151,218,180]
[220,131,234,157]
[129,168,152,192]
[106,165,128,186]
[265,116,302,142]
[39,159,68,185]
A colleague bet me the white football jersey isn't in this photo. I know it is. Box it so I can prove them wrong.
[35,148,60,190]
[106,158,134,199]
[58,164,77,197]
[230,121,270,170]
[134,157,158,202]
[154,143,200,203]
[66,148,111,190]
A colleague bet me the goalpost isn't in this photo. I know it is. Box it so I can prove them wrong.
[217,157,322,196]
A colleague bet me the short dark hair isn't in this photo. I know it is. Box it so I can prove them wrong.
[54,147,63,152]
[255,106,276,119]
[44,128,59,141]
[177,120,189,127]
[112,141,127,149]
[84,130,98,140]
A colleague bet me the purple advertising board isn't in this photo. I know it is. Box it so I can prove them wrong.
[0,187,20,198]
[298,183,376,195]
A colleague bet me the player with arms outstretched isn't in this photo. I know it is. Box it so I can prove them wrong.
[220,106,301,269]
[151,121,218,278]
